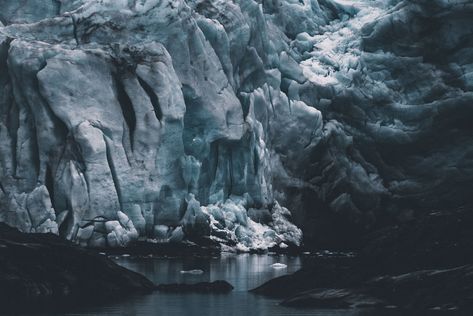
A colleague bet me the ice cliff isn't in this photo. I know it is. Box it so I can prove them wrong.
[0,0,472,248]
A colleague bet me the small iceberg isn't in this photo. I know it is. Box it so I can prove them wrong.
[180,269,204,275]
[271,263,287,269]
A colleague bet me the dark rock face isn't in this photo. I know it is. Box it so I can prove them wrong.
[156,280,234,293]
[362,207,473,274]
[0,223,154,310]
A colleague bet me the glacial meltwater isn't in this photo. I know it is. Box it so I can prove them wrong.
[29,253,440,316]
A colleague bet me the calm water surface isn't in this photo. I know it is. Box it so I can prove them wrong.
[51,254,454,316]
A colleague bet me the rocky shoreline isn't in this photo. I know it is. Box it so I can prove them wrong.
[0,223,155,312]
[252,206,473,311]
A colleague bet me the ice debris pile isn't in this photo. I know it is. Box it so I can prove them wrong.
[0,0,472,248]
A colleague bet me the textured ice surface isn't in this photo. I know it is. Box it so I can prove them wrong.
[0,0,472,248]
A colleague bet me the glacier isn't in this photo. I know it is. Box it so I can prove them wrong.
[0,0,472,249]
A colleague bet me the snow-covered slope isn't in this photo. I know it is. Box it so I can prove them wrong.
[0,0,472,248]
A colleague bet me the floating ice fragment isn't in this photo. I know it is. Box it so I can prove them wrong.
[271,263,287,269]
[180,269,204,275]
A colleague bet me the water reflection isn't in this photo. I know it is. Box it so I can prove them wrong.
[53,254,461,316]
[119,253,302,292]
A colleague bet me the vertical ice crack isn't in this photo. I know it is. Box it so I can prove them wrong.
[112,73,136,151]
[54,0,62,16]
[71,15,79,46]
[137,76,163,122]
[103,135,123,211]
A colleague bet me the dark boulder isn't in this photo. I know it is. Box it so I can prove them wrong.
[0,223,155,310]
[281,265,473,310]
[281,289,384,309]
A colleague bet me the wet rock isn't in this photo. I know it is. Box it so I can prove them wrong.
[251,256,363,299]
[280,265,473,310]
[281,289,384,309]
[0,223,155,310]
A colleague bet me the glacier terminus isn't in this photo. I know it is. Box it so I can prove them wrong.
[0,0,472,252]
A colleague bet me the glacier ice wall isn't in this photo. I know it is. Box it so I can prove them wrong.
[0,0,472,248]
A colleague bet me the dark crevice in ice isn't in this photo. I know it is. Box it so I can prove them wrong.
[45,163,57,213]
[71,15,80,46]
[53,0,62,16]
[103,135,123,210]
[253,147,259,175]
[112,73,136,151]
[1,39,18,176]
[137,76,163,122]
